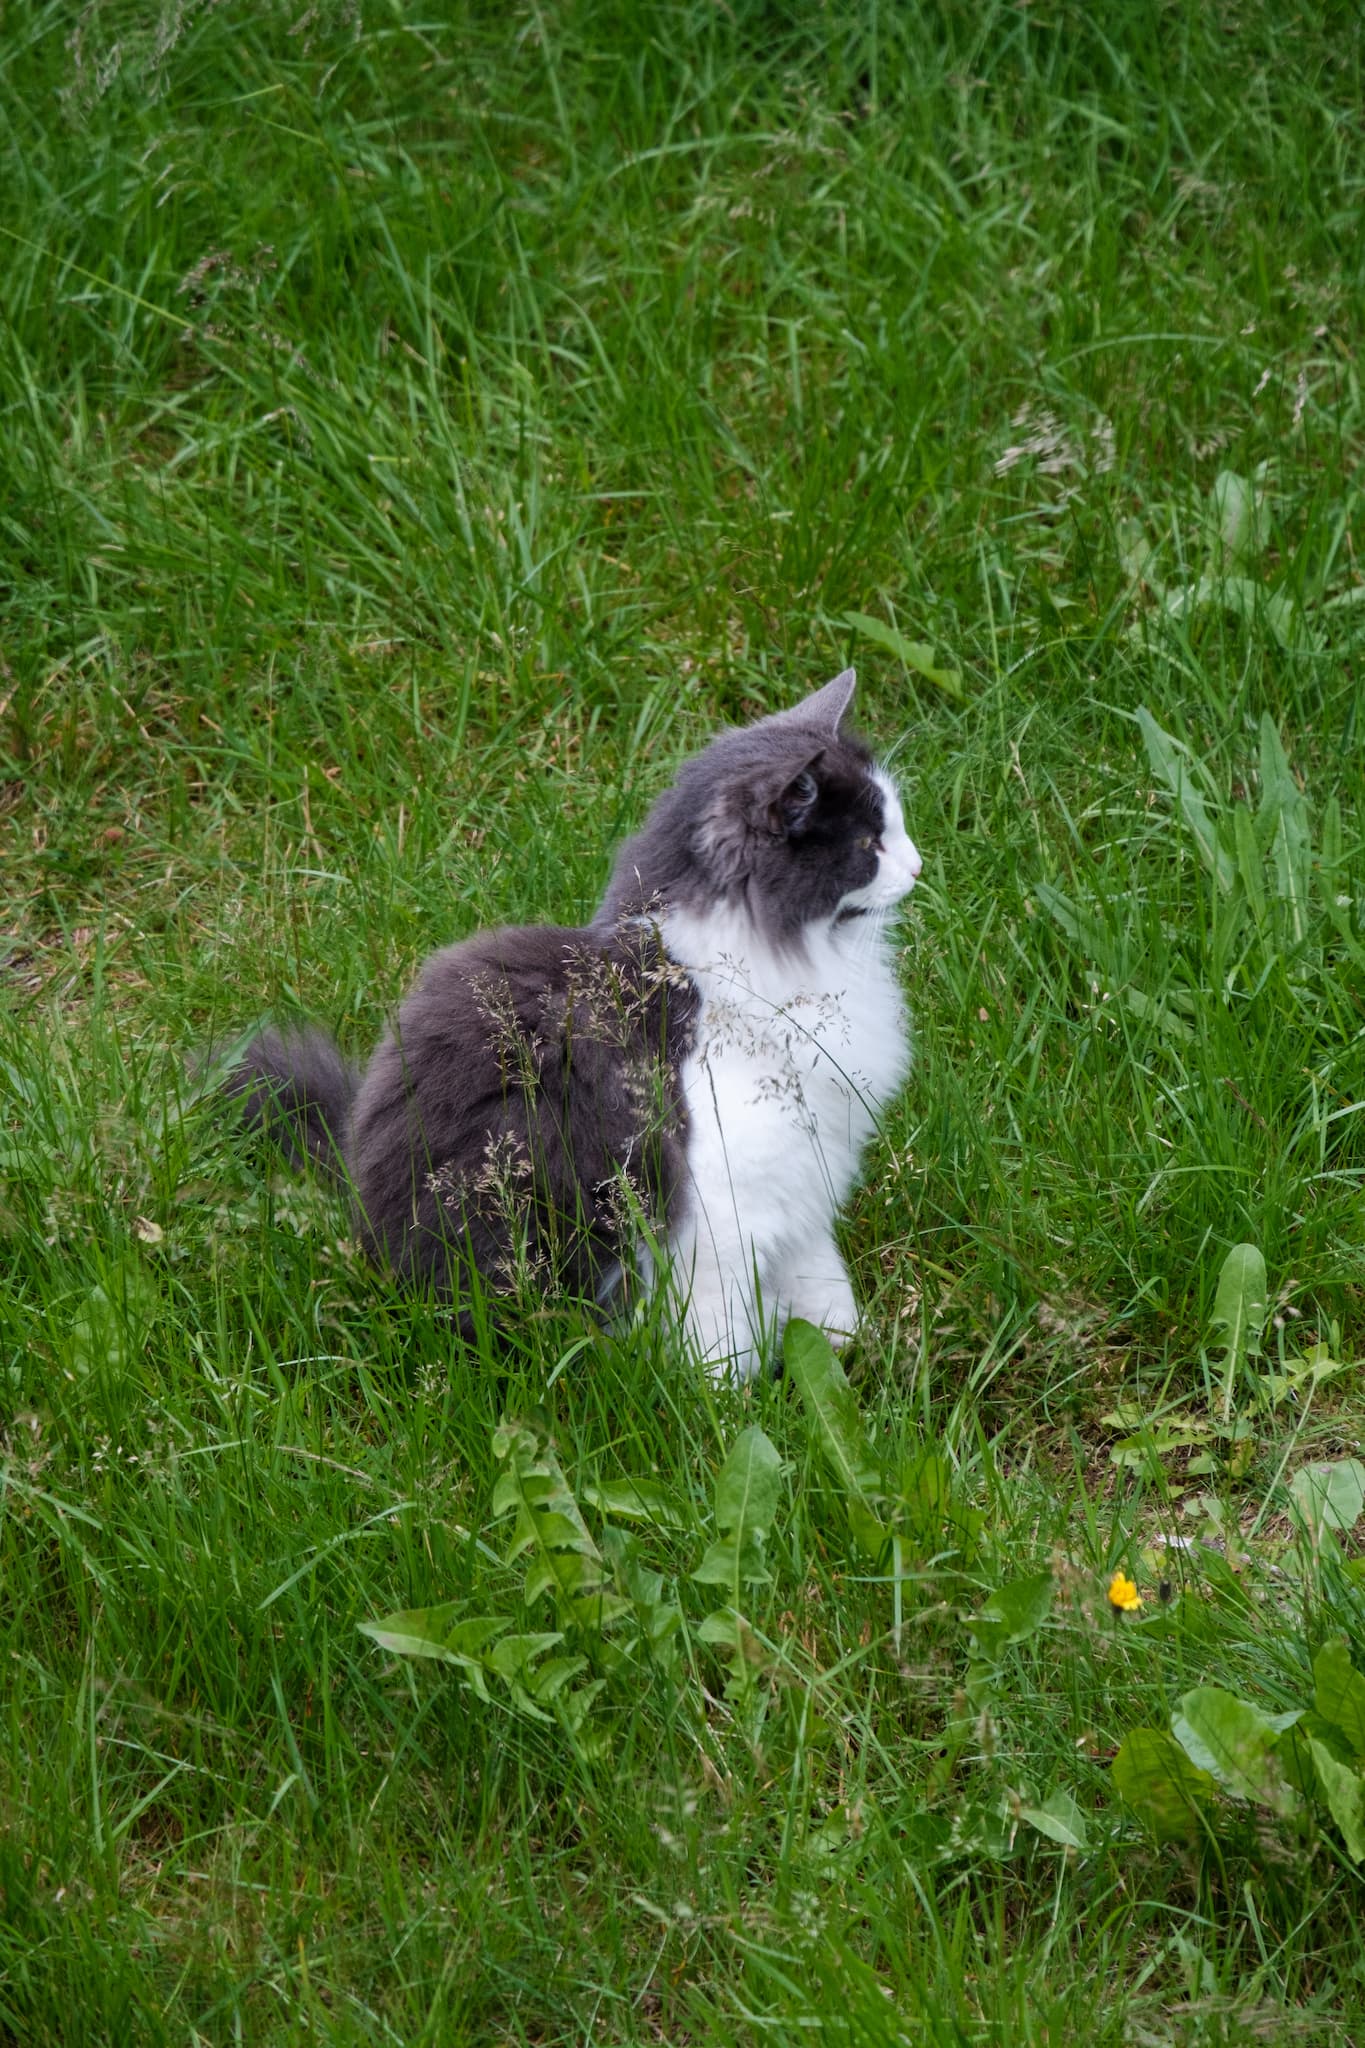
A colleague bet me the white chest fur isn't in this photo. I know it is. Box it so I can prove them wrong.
[661,902,911,1378]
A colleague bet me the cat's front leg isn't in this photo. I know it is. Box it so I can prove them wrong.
[775,1234,859,1350]
[669,1225,769,1383]
[682,1275,767,1385]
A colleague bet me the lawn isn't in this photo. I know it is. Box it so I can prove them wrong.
[3,1,1365,2041]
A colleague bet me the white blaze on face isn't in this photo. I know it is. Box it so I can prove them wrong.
[874,769,922,897]
[836,768,922,917]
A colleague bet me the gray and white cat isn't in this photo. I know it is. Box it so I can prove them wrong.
[227,668,921,1380]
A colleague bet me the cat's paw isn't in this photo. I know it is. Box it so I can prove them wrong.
[704,1342,765,1387]
[783,1273,859,1349]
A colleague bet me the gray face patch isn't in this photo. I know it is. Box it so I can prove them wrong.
[597,671,905,948]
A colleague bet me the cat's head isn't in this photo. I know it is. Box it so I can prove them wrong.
[602,669,922,947]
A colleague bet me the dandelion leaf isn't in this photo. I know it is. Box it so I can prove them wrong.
[712,1424,783,1538]
[581,1477,686,1528]
[695,1425,783,1588]
[358,1607,510,1702]
[784,1318,888,1558]
[492,1417,629,1629]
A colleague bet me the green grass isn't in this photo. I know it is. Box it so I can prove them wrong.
[3,0,1365,2040]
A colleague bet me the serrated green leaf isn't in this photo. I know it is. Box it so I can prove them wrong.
[713,1425,783,1537]
[598,1529,683,1671]
[1258,1344,1355,1408]
[1118,983,1196,1042]
[784,1319,882,1495]
[692,1533,770,1589]
[693,1429,783,1698]
[1118,514,1160,592]
[358,1607,510,1702]
[802,1800,872,1862]
[359,1602,474,1661]
[784,1319,888,1558]
[1172,1687,1298,1813]
[1109,1418,1214,1472]
[951,1796,1023,1863]
[896,1445,980,1558]
[1099,1403,1146,1431]
[1162,575,1317,652]
[501,1686,555,1724]
[487,1631,564,1684]
[68,1264,159,1381]
[1112,1727,1216,1842]
[515,1507,593,1555]
[695,1605,769,1698]
[580,1477,687,1528]
[695,1608,743,1646]
[525,1653,590,1705]
[1314,1635,1365,1757]
[1258,586,1319,652]
[1035,879,1114,961]
[1035,881,1191,1041]
[492,1415,618,1627]
[554,1677,607,1743]
[1319,795,1365,965]
[563,1587,634,1634]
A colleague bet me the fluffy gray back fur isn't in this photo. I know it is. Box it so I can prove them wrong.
[225,670,889,1318]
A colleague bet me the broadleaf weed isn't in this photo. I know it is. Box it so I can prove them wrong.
[4,0,1365,2036]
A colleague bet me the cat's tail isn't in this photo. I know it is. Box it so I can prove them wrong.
[221,1026,360,1182]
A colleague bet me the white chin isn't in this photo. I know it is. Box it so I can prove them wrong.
[837,892,900,921]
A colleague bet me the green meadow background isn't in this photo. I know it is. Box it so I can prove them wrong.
[3,1,1364,2040]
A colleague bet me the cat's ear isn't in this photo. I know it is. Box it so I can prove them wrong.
[772,762,821,837]
[773,667,856,735]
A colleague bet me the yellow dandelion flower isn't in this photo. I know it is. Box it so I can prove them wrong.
[1107,1571,1142,1613]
